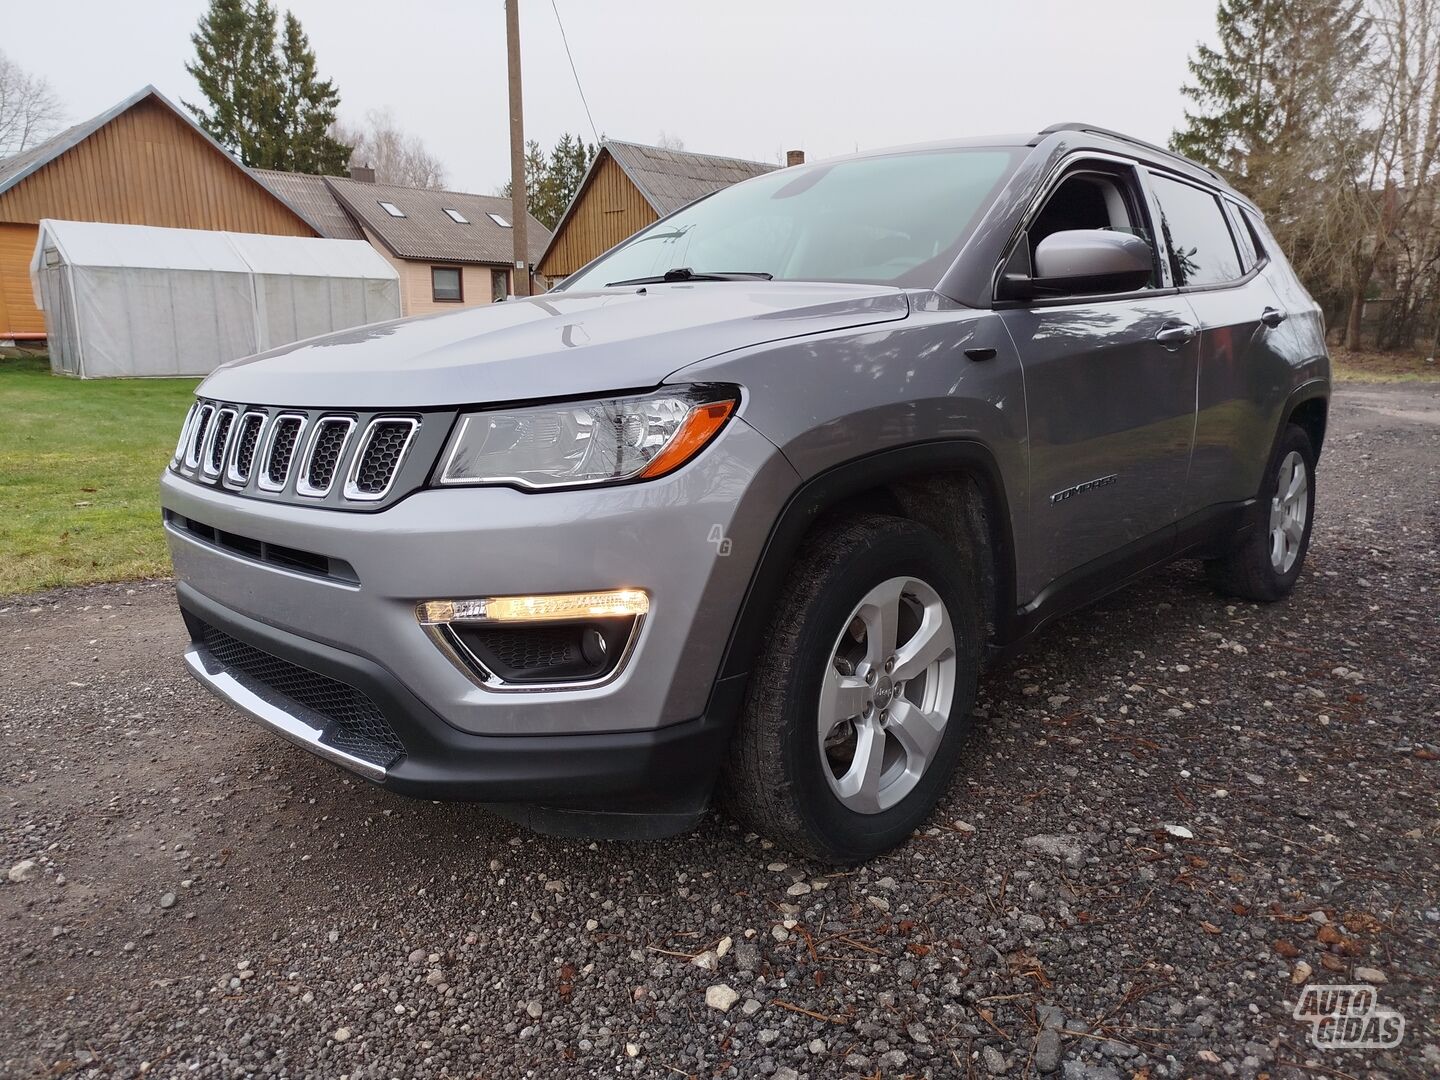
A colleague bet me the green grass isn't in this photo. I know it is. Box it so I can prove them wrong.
[1332,348,1440,383]
[0,357,198,595]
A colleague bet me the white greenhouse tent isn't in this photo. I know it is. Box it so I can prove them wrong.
[30,219,401,378]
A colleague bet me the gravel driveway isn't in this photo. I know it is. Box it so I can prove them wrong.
[3,381,1437,1080]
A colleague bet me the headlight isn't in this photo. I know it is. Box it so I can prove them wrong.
[436,385,738,489]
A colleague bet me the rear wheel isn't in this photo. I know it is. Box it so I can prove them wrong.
[1205,424,1316,602]
[720,515,982,863]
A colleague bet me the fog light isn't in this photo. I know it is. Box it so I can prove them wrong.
[418,589,649,625]
[418,590,648,690]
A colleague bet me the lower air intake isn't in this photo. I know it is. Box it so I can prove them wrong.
[199,622,404,770]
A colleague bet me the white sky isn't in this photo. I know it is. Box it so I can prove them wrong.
[7,0,1220,195]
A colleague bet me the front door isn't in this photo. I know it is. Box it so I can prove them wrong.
[997,160,1200,601]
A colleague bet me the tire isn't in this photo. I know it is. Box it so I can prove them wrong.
[719,514,983,864]
[1205,424,1316,602]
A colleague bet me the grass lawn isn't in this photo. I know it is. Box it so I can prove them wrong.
[0,357,198,596]
[1331,347,1440,382]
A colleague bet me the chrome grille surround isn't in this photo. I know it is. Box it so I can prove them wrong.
[202,406,238,478]
[225,411,268,487]
[170,398,440,510]
[184,403,215,470]
[344,417,420,501]
[258,414,308,492]
[296,417,356,498]
[173,403,198,467]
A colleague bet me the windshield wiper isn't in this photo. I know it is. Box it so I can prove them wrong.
[605,267,773,287]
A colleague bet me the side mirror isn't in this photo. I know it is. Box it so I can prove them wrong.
[998,229,1154,301]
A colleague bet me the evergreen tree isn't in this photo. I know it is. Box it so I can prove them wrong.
[185,0,350,173]
[502,134,597,229]
[1173,0,1371,312]
[275,11,350,174]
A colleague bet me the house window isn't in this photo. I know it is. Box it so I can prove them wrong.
[491,268,509,302]
[443,208,470,224]
[379,201,406,217]
[432,266,463,302]
[486,212,512,228]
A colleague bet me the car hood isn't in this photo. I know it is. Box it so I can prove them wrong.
[199,281,910,408]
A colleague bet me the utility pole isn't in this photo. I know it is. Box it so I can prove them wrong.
[505,0,531,297]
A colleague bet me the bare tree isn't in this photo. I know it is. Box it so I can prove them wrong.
[0,51,65,158]
[1342,0,1440,348]
[655,130,685,152]
[330,108,446,188]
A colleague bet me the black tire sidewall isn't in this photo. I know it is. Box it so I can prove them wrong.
[773,524,980,861]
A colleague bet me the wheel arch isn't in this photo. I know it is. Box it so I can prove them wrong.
[710,440,1019,699]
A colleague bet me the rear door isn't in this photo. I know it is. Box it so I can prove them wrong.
[1142,172,1290,515]
[998,157,1200,601]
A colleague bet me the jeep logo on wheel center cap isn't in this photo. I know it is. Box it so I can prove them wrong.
[873,676,895,711]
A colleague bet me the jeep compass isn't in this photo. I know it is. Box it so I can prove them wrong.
[162,124,1329,862]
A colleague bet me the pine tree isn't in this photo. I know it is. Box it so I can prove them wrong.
[1173,0,1371,312]
[184,0,268,161]
[275,11,350,174]
[502,134,597,229]
[185,0,350,173]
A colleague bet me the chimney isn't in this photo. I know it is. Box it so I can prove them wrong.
[349,164,376,183]
[786,149,805,167]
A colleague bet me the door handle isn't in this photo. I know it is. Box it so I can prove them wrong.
[1261,306,1287,328]
[1155,322,1197,350]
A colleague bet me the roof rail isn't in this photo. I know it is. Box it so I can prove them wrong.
[1030,122,1224,182]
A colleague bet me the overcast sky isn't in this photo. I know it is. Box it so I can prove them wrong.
[8,1,1220,194]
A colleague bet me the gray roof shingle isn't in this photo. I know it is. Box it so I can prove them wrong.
[325,177,550,266]
[251,169,365,241]
[604,140,777,216]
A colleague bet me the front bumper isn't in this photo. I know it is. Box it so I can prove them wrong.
[162,415,797,807]
[179,583,743,815]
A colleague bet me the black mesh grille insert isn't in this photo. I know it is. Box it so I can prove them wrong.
[190,406,213,464]
[199,622,404,770]
[475,626,580,671]
[232,414,264,480]
[266,417,303,486]
[207,410,235,473]
[353,421,416,496]
[305,420,351,492]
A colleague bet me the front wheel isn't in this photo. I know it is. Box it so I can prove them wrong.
[1205,424,1317,602]
[719,515,982,863]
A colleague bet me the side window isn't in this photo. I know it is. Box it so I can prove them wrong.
[1149,173,1243,286]
[1016,166,1159,294]
[1224,202,1260,272]
[1029,171,1150,262]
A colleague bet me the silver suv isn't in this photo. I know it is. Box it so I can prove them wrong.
[162,124,1329,862]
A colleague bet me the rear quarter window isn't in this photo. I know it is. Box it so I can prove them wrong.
[1149,173,1243,287]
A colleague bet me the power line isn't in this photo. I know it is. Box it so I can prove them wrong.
[550,0,600,145]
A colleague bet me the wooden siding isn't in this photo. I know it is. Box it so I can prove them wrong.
[0,223,42,335]
[0,96,315,336]
[538,154,657,279]
[0,97,315,234]
[361,225,509,316]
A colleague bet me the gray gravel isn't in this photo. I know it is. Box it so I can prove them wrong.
[3,381,1438,1079]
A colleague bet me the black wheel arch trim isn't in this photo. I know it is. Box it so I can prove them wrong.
[708,439,1019,705]
[1276,377,1330,462]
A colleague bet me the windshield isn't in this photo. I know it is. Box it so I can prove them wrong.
[558,147,1023,291]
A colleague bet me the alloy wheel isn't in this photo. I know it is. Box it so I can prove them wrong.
[817,576,957,814]
[1269,450,1309,573]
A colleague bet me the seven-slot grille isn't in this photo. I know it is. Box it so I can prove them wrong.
[172,400,421,506]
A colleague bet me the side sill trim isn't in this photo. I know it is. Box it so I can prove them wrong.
[183,643,387,781]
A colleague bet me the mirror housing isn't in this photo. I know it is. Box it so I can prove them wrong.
[997,229,1154,301]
